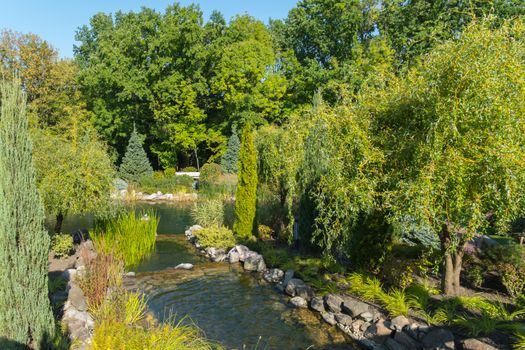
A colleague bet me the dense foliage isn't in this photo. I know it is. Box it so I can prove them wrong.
[0,79,55,348]
[233,125,258,240]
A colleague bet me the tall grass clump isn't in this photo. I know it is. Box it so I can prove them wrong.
[92,209,158,268]
[192,198,224,227]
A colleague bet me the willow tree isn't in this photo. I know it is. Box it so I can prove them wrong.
[377,19,525,295]
[233,125,258,240]
[0,79,55,348]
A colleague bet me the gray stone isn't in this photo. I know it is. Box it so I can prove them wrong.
[341,295,370,317]
[63,268,77,281]
[324,294,344,313]
[334,313,353,327]
[394,331,422,349]
[320,311,337,326]
[310,296,326,313]
[68,284,87,312]
[283,269,294,286]
[125,271,136,277]
[227,249,240,263]
[234,245,251,262]
[364,319,392,344]
[243,253,266,272]
[295,284,315,301]
[422,329,455,350]
[361,321,371,332]
[360,311,374,322]
[359,339,389,350]
[263,268,284,283]
[290,296,308,308]
[385,338,408,350]
[390,315,410,331]
[461,339,497,350]
[206,247,226,262]
[352,319,365,333]
[285,278,306,296]
[174,263,194,270]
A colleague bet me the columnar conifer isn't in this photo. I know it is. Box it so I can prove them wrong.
[0,79,55,348]
[119,125,153,182]
[233,125,258,240]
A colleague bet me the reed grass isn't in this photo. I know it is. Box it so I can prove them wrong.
[92,209,158,269]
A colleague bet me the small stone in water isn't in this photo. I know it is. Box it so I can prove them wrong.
[174,263,194,270]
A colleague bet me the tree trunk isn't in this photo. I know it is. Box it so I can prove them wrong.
[54,212,64,233]
[194,149,200,172]
[440,223,465,296]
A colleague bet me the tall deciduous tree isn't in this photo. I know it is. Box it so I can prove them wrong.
[0,79,55,348]
[220,127,240,173]
[118,126,153,182]
[233,125,258,240]
[376,19,525,295]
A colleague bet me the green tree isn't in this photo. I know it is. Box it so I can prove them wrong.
[118,126,153,182]
[33,109,116,233]
[0,79,55,348]
[233,125,258,240]
[375,19,525,295]
[221,127,240,173]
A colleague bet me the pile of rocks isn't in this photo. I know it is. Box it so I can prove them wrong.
[184,224,497,350]
[60,241,97,350]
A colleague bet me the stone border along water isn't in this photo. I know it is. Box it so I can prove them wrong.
[184,225,498,350]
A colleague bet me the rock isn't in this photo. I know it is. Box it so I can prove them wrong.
[290,296,308,308]
[310,296,326,313]
[285,278,306,296]
[63,268,77,281]
[165,193,174,200]
[359,338,389,350]
[364,319,392,344]
[283,269,295,286]
[394,331,422,349]
[461,339,497,350]
[360,311,374,322]
[320,311,337,326]
[227,248,240,263]
[206,247,226,262]
[174,263,194,270]
[325,294,344,313]
[125,271,136,277]
[263,268,284,283]
[334,313,353,327]
[422,329,455,350]
[68,284,88,312]
[234,245,251,262]
[295,285,315,301]
[390,315,410,331]
[341,295,370,317]
[243,253,266,272]
[385,338,408,350]
[361,321,371,332]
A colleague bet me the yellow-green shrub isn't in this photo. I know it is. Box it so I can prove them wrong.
[51,233,74,258]
[193,226,236,250]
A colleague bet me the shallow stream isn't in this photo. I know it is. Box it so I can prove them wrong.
[64,202,354,350]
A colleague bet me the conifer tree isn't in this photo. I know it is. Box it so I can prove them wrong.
[119,125,153,182]
[0,79,54,348]
[233,125,258,240]
[221,127,240,173]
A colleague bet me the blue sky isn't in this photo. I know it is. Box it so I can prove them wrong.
[0,1,298,58]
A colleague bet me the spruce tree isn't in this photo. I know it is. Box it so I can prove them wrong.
[221,127,240,173]
[233,125,258,240]
[0,80,55,348]
[119,125,153,182]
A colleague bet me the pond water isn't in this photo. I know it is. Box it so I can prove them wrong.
[65,202,354,350]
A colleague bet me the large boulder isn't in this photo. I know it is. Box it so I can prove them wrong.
[227,248,240,263]
[324,294,344,313]
[320,311,337,326]
[285,278,306,296]
[296,285,315,301]
[205,247,226,262]
[68,284,88,312]
[234,245,251,262]
[461,339,497,350]
[385,338,408,350]
[263,268,284,283]
[364,319,392,344]
[390,315,410,331]
[341,295,370,317]
[310,296,326,313]
[243,253,266,272]
[334,313,353,327]
[290,296,308,308]
[174,263,194,270]
[394,331,422,349]
[421,328,455,350]
[283,269,295,286]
